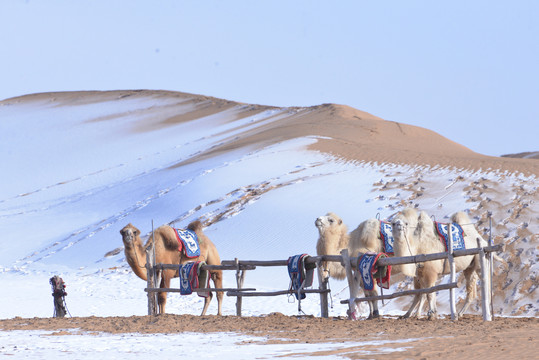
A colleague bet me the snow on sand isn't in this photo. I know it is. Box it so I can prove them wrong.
[0,91,537,358]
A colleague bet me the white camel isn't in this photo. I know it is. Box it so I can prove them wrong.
[315,210,422,319]
[391,209,488,319]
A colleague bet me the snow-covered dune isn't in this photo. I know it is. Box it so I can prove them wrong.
[0,90,537,320]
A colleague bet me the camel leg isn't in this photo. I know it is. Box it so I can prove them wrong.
[158,276,171,314]
[206,270,223,316]
[421,271,438,320]
[458,266,479,316]
[401,294,421,319]
[201,292,212,316]
[427,292,438,320]
[400,278,422,319]
[365,286,379,320]
[413,294,427,319]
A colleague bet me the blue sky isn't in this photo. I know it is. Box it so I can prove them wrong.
[1,1,537,156]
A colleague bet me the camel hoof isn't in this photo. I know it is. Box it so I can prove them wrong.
[367,310,380,320]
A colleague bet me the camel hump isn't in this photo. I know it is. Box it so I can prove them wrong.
[187,220,203,233]
[451,211,471,225]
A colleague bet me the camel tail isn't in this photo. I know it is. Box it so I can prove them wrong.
[187,220,204,233]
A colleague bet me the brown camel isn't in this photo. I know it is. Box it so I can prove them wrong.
[120,220,223,315]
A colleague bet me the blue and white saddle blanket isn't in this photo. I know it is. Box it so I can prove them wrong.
[379,221,394,255]
[287,254,314,300]
[179,261,210,298]
[358,252,392,291]
[174,228,201,258]
[434,222,466,251]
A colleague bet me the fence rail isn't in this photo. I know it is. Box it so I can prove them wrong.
[375,244,504,267]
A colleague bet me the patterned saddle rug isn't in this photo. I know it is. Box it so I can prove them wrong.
[379,221,394,255]
[287,254,315,300]
[173,228,201,258]
[434,222,466,251]
[358,252,392,291]
[179,261,210,298]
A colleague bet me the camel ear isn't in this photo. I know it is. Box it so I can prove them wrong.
[338,219,342,225]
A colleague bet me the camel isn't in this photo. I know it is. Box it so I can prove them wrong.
[120,220,223,315]
[315,210,421,319]
[391,210,487,319]
[315,212,350,281]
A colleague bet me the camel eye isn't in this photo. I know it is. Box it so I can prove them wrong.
[329,219,334,223]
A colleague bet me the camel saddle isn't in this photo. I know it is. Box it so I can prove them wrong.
[173,228,201,258]
[178,261,211,298]
[287,254,315,300]
[434,222,466,251]
[358,252,392,291]
[379,220,394,255]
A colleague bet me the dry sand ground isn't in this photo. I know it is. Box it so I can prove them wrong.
[1,314,537,359]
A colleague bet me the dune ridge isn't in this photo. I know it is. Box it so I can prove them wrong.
[2,89,536,176]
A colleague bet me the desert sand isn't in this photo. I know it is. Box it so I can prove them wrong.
[0,314,537,359]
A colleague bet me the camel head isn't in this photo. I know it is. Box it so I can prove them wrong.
[120,223,141,247]
[391,207,419,243]
[315,212,344,236]
[391,208,420,276]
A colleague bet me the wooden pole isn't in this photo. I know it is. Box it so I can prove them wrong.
[341,282,458,304]
[156,263,256,271]
[227,288,328,297]
[235,258,245,316]
[375,244,504,267]
[147,287,256,293]
[146,223,157,316]
[489,214,495,318]
[341,249,359,319]
[317,259,329,318]
[478,238,492,321]
[448,225,457,320]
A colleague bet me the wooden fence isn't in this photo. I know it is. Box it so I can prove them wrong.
[143,252,334,317]
[143,240,503,320]
[340,243,504,321]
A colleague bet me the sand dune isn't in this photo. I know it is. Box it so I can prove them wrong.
[4,89,536,175]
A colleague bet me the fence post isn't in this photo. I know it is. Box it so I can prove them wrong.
[146,243,157,316]
[477,239,492,321]
[448,226,457,320]
[235,258,245,316]
[145,220,158,316]
[341,249,360,319]
[317,259,329,318]
[488,214,494,318]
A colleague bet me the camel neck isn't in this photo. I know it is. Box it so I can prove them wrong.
[125,239,148,280]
